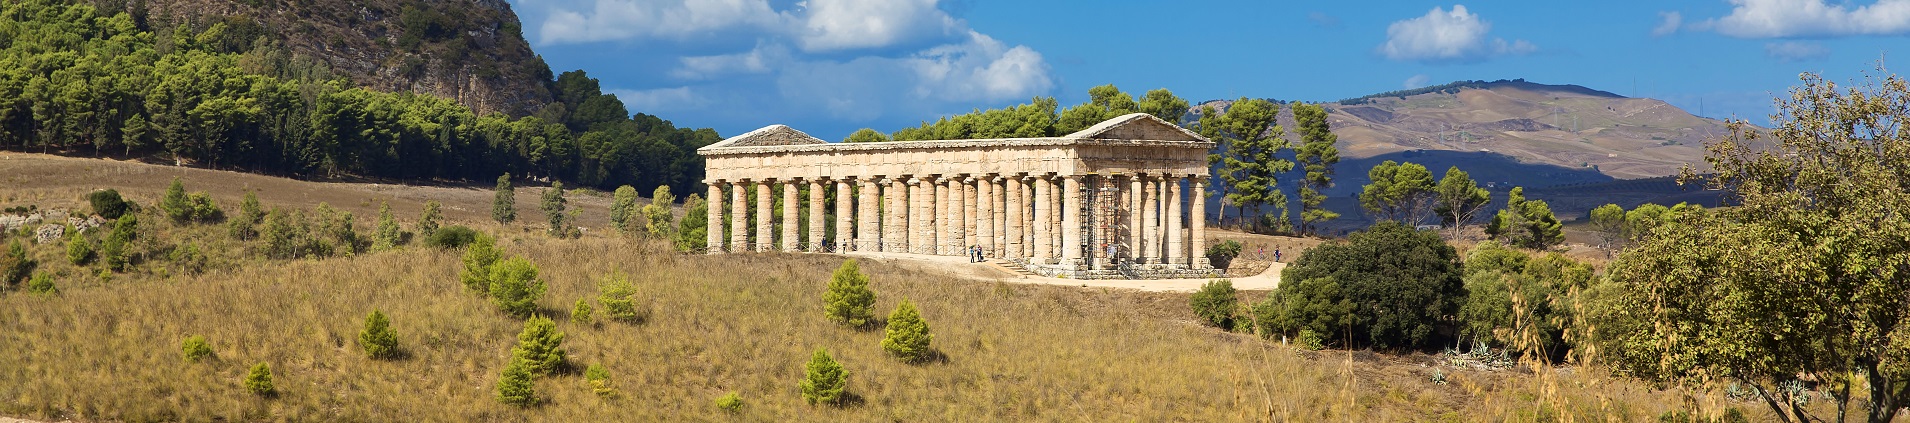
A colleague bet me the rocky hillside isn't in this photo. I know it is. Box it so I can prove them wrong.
[102,0,554,117]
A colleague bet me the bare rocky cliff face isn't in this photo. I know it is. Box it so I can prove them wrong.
[117,0,555,117]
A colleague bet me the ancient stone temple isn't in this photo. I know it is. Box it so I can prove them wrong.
[698,113,1215,279]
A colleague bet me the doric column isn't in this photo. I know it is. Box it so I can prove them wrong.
[1192,178,1209,269]
[755,180,773,252]
[1061,175,1082,266]
[963,178,978,249]
[1166,176,1184,266]
[947,176,965,255]
[892,178,908,252]
[782,179,799,252]
[830,179,847,252]
[977,176,993,258]
[706,182,725,253]
[931,176,947,254]
[858,178,878,252]
[907,177,922,253]
[1128,175,1142,262]
[992,177,1007,258]
[1032,174,1053,264]
[808,179,827,252]
[731,180,748,252]
[1005,175,1024,260]
[1023,176,1037,258]
[1142,175,1159,264]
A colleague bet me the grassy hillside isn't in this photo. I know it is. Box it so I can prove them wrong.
[0,154,1758,421]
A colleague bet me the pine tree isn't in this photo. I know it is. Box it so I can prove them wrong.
[359,309,399,359]
[1202,98,1293,232]
[881,299,934,363]
[822,259,877,327]
[799,347,847,406]
[65,236,92,265]
[371,201,400,251]
[417,200,442,237]
[489,257,547,318]
[511,315,567,375]
[228,191,265,240]
[570,298,593,326]
[675,193,708,252]
[459,233,501,294]
[541,182,568,238]
[609,185,638,234]
[493,173,516,224]
[160,177,191,223]
[495,357,537,407]
[1292,102,1341,235]
[597,273,641,323]
[642,185,677,239]
[1433,166,1490,234]
[584,363,618,398]
[244,362,276,397]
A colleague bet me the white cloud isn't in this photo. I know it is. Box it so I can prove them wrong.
[1653,11,1683,36]
[1704,0,1910,38]
[533,0,783,45]
[1765,41,1831,61]
[1404,74,1431,89]
[608,87,705,112]
[775,31,1053,119]
[672,44,788,79]
[797,0,964,52]
[1378,5,1536,63]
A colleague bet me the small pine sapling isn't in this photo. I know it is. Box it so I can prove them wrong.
[244,362,276,397]
[495,357,537,407]
[714,391,744,413]
[799,347,848,406]
[822,259,876,328]
[511,316,567,375]
[584,363,618,399]
[570,298,594,326]
[880,299,933,363]
[359,309,400,359]
[181,335,213,362]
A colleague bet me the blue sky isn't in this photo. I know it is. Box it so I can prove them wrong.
[505,0,1908,140]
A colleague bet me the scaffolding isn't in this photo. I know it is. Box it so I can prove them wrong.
[1085,176,1126,269]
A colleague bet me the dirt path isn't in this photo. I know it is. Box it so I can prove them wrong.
[843,250,1286,293]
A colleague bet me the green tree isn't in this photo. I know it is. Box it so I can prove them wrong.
[244,362,275,397]
[843,128,890,142]
[1600,70,1910,423]
[0,240,30,286]
[228,191,265,240]
[584,363,619,398]
[1292,102,1341,235]
[160,177,192,223]
[87,189,130,219]
[1266,221,1463,349]
[489,257,547,318]
[101,214,136,271]
[822,259,877,327]
[1623,202,1702,242]
[881,299,934,363]
[541,182,569,238]
[65,236,93,265]
[315,203,358,255]
[495,357,538,407]
[1203,98,1292,232]
[1360,160,1436,224]
[1433,166,1490,233]
[597,273,642,323]
[609,185,638,234]
[1137,88,1189,124]
[417,200,442,238]
[1456,270,1512,347]
[641,185,677,239]
[675,193,709,252]
[1486,187,1562,250]
[459,233,501,294]
[570,298,593,326]
[511,315,567,375]
[1588,203,1626,251]
[360,309,400,359]
[26,273,55,295]
[181,335,214,362]
[493,173,516,224]
[371,201,401,251]
[1189,279,1240,330]
[799,347,848,406]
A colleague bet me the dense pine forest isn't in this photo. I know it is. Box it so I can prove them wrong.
[0,0,718,194]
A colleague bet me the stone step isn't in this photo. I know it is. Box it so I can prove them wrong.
[991,259,1038,276]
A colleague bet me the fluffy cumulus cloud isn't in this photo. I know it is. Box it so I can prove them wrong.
[1378,5,1536,63]
[1701,0,1910,38]
[1765,41,1831,62]
[509,0,1053,133]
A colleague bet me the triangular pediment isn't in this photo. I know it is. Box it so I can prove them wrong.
[700,124,826,150]
[1063,113,1208,142]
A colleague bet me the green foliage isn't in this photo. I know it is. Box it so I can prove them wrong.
[584,363,618,399]
[87,189,131,219]
[1486,187,1563,250]
[881,299,934,363]
[181,335,213,362]
[893,96,1057,141]
[458,233,501,293]
[1189,279,1239,330]
[493,174,516,224]
[228,191,265,240]
[1205,239,1243,269]
[1465,241,1528,275]
[1137,88,1190,124]
[244,362,275,397]
[416,200,442,237]
[1360,160,1437,224]
[674,193,709,252]
[713,391,744,413]
[800,347,848,406]
[1268,221,1463,349]
[1294,329,1326,351]
[1588,203,1626,250]
[541,182,570,238]
[359,309,399,359]
[843,128,890,142]
[495,357,537,407]
[258,208,303,259]
[371,201,401,252]
[315,203,358,255]
[1433,166,1490,228]
[26,272,56,295]
[1622,202,1702,242]
[641,185,677,239]
[570,298,593,326]
[1292,102,1341,235]
[160,178,221,224]
[1456,271,1512,347]
[65,236,92,265]
[423,225,477,249]
[822,259,877,327]
[1200,98,1293,232]
[101,214,138,271]
[597,273,642,323]
[488,257,547,318]
[609,185,638,234]
[0,240,31,286]
[511,315,568,375]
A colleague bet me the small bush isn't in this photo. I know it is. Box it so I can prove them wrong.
[570,298,593,326]
[822,259,877,328]
[488,257,546,318]
[359,309,400,359]
[87,189,130,219]
[584,363,618,399]
[416,200,442,238]
[1205,239,1243,269]
[65,237,93,265]
[244,362,276,397]
[26,273,56,295]
[714,391,744,413]
[425,225,478,249]
[495,357,537,407]
[458,233,501,293]
[597,273,641,323]
[229,192,265,240]
[160,178,222,223]
[511,315,567,375]
[2,240,35,285]
[800,347,847,406]
[1295,329,1325,351]
[182,335,214,362]
[1190,279,1239,330]
[881,299,933,363]
[371,201,401,251]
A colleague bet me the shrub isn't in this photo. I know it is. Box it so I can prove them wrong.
[1271,221,1463,350]
[511,315,567,375]
[1253,276,1355,343]
[713,391,744,413]
[570,298,593,326]
[1457,271,1513,347]
[187,192,221,222]
[881,299,934,362]
[26,273,56,295]
[584,363,618,399]
[244,362,275,397]
[87,189,130,219]
[609,185,638,234]
[65,236,93,265]
[493,173,516,224]
[417,200,442,237]
[169,242,207,275]
[675,193,708,252]
[2,239,34,285]
[161,178,190,223]
[359,309,400,359]
[458,233,501,293]
[597,273,641,323]
[1205,239,1243,269]
[1189,279,1239,330]
[495,357,537,407]
[541,182,569,238]
[101,235,128,272]
[799,347,847,406]
[228,191,264,240]
[371,201,401,251]
[315,203,358,255]
[822,259,877,327]
[641,185,676,239]
[1295,329,1325,351]
[181,335,213,362]
[424,225,478,249]
[488,257,546,318]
